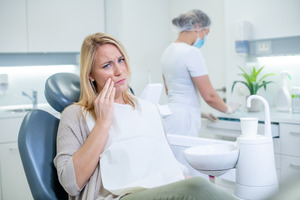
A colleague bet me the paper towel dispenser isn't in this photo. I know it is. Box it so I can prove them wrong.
[248,35,300,57]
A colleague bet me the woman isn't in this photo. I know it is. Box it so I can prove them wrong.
[161,9,239,137]
[54,32,237,200]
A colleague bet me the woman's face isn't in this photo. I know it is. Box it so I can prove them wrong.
[90,44,128,100]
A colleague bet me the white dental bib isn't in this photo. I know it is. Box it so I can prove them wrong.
[86,99,184,196]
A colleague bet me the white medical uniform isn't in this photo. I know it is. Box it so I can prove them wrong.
[161,42,208,137]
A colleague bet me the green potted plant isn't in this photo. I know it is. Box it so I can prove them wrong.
[231,66,275,111]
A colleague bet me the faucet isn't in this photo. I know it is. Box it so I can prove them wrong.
[246,95,272,138]
[22,90,38,109]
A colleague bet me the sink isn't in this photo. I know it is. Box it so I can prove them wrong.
[184,143,239,176]
[6,108,32,113]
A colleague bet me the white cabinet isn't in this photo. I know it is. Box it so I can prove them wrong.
[280,155,300,185]
[0,0,105,53]
[280,123,300,185]
[0,117,24,144]
[0,0,27,52]
[0,117,33,200]
[0,143,32,200]
[280,123,300,157]
[27,0,105,52]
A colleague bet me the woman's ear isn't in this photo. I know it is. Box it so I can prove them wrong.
[89,75,94,82]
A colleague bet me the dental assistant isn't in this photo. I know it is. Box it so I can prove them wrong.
[161,9,239,137]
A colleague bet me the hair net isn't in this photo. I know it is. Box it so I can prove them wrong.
[172,9,211,32]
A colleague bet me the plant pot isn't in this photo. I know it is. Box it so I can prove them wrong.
[246,96,262,112]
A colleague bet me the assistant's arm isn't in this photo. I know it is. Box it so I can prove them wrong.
[162,75,168,95]
[192,75,228,113]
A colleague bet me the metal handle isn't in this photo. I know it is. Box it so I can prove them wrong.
[289,163,300,170]
[9,147,18,151]
[290,131,300,136]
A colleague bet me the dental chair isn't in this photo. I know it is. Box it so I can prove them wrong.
[18,72,80,200]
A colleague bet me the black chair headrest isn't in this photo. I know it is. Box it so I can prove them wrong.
[45,73,81,113]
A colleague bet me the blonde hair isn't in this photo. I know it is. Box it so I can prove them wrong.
[77,32,136,118]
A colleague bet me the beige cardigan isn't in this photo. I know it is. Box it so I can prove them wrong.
[54,104,121,200]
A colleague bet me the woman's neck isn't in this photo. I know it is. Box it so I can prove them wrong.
[175,31,195,45]
[114,93,125,104]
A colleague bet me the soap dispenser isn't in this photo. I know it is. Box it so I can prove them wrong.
[276,71,291,112]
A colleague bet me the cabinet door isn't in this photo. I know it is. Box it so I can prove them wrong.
[27,0,105,52]
[0,143,33,200]
[280,123,300,157]
[280,155,300,186]
[0,117,24,143]
[0,0,27,53]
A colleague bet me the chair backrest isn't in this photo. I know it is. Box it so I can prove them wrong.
[18,72,80,200]
[45,72,80,113]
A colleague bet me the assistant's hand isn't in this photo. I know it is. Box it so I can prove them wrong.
[201,112,218,122]
[226,102,241,114]
[94,78,116,127]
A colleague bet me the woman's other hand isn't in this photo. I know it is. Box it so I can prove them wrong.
[201,112,218,122]
[94,78,116,127]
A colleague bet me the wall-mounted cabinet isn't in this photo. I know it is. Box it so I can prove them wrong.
[0,0,105,53]
[248,36,300,57]
[0,0,27,52]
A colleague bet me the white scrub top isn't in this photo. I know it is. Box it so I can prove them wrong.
[161,42,208,137]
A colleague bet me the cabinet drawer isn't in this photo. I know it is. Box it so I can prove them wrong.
[280,155,300,186]
[0,117,24,143]
[280,123,300,156]
[273,138,280,154]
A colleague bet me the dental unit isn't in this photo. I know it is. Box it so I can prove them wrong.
[184,95,279,199]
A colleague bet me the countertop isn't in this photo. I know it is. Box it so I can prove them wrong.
[215,107,300,124]
[1,103,300,124]
[0,103,60,119]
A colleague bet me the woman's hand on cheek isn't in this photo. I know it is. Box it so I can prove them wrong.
[94,78,116,128]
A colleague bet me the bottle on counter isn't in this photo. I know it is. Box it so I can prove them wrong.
[276,71,291,112]
[291,87,300,113]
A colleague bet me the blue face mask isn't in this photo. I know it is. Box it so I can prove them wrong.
[193,35,207,48]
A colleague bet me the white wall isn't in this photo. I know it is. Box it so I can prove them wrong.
[168,0,300,110]
[224,0,300,108]
[106,0,223,108]
[1,0,299,110]
[105,0,170,103]
[0,65,79,106]
[105,0,226,106]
